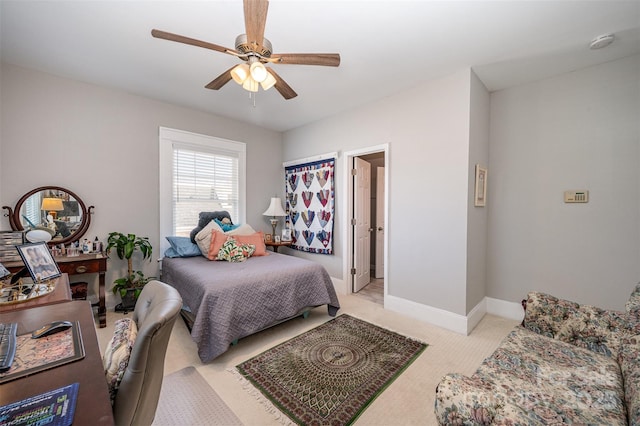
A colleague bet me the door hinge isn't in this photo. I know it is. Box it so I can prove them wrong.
[351,218,356,226]
[350,267,356,275]
[351,168,357,176]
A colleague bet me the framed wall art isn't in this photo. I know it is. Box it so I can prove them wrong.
[474,165,487,207]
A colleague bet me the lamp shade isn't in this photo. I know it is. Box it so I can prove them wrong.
[230,64,250,85]
[261,71,277,91]
[41,197,64,211]
[242,77,259,92]
[250,61,268,83]
[263,197,286,217]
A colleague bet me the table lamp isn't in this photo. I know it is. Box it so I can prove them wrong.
[41,197,64,219]
[263,197,286,238]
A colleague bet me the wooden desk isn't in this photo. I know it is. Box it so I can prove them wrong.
[0,274,71,313]
[0,301,114,425]
[6,253,108,328]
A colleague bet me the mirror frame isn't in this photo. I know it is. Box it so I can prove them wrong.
[2,186,94,247]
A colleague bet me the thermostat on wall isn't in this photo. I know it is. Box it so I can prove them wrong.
[564,190,589,203]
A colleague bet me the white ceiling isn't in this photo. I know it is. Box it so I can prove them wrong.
[1,1,639,132]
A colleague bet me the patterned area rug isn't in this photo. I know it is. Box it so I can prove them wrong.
[235,314,427,425]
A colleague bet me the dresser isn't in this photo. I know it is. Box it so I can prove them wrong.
[5,253,108,328]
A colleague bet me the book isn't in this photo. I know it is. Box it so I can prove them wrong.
[0,382,78,426]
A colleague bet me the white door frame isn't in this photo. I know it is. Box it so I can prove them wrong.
[342,144,389,302]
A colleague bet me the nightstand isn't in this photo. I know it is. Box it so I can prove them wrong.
[264,240,293,253]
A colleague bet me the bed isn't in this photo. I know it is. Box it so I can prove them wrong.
[161,253,340,363]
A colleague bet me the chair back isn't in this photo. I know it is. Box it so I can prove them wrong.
[112,280,182,426]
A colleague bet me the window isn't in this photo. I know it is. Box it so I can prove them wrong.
[159,128,246,254]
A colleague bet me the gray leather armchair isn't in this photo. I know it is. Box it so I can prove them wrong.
[112,280,182,426]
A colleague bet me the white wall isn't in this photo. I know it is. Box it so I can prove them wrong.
[0,63,283,300]
[488,54,640,310]
[466,71,491,313]
[284,69,477,316]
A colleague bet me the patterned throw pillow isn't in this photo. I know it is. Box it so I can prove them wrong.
[216,238,255,262]
[103,318,138,404]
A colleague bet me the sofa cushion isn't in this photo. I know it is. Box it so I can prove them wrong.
[619,335,640,425]
[522,291,580,338]
[554,305,628,358]
[473,327,626,425]
[626,282,640,314]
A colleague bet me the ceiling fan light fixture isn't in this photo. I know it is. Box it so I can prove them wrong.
[242,76,259,92]
[250,61,268,83]
[231,63,250,84]
[261,71,277,91]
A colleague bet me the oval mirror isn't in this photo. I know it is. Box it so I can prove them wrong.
[3,186,94,247]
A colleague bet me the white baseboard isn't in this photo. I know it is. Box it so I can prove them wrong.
[331,277,348,295]
[385,295,470,335]
[485,296,525,322]
[384,294,524,335]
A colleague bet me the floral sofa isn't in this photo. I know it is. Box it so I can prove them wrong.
[435,283,640,425]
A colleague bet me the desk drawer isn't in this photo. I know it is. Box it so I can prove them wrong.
[58,261,101,275]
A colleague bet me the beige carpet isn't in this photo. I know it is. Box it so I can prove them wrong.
[152,366,242,426]
[96,293,518,425]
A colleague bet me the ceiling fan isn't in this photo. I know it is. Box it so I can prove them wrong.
[151,0,340,100]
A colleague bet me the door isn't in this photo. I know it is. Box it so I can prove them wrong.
[353,157,371,292]
[375,166,385,279]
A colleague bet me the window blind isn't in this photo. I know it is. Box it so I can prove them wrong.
[172,144,239,236]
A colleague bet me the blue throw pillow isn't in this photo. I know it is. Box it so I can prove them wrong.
[165,236,202,258]
[214,218,239,232]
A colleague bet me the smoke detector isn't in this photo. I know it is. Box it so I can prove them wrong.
[590,33,615,50]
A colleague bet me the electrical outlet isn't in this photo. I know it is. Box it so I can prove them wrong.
[564,190,589,203]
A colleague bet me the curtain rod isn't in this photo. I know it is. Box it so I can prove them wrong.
[282,151,338,168]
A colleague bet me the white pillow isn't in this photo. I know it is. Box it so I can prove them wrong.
[195,219,224,257]
[225,224,256,236]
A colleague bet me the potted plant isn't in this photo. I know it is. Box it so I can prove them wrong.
[106,232,154,311]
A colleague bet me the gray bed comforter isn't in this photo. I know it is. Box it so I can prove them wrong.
[161,253,340,362]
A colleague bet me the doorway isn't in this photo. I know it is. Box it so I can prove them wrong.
[346,147,387,306]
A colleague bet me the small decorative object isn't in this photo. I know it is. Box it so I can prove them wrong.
[263,197,287,239]
[281,228,292,242]
[474,164,487,207]
[0,263,10,280]
[264,233,272,243]
[106,232,154,312]
[16,242,61,282]
[67,244,79,257]
[82,239,92,254]
[275,235,281,243]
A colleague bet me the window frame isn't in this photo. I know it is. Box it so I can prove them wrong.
[159,127,246,255]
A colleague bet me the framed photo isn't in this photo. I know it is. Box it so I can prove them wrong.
[281,228,292,242]
[16,242,61,282]
[474,164,487,207]
[264,233,272,243]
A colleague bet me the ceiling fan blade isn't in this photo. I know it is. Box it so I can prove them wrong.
[205,66,235,90]
[268,53,340,67]
[266,67,297,100]
[151,29,238,55]
[244,0,269,52]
